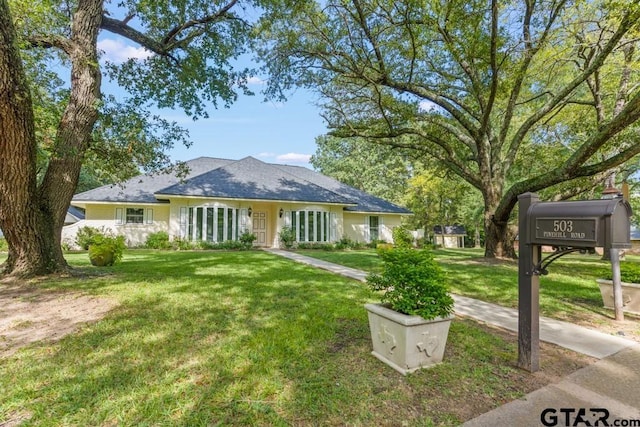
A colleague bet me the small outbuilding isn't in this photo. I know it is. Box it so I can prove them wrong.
[433,225,467,248]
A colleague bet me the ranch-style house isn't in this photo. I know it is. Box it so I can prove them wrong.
[64,156,411,248]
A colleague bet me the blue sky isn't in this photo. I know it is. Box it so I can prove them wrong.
[97,38,326,169]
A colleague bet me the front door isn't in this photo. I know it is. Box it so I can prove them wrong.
[252,211,267,246]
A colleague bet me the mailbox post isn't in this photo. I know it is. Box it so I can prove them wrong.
[517,192,631,372]
[517,193,540,372]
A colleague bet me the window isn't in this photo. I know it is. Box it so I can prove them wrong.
[369,216,380,242]
[126,208,144,224]
[217,208,224,242]
[196,208,203,240]
[288,210,334,243]
[181,206,241,242]
[299,211,306,242]
[206,208,214,241]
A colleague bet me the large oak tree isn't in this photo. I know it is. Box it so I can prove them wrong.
[0,0,267,276]
[261,0,640,258]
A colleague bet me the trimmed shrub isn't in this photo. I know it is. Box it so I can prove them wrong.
[278,226,296,249]
[145,231,172,250]
[366,247,454,320]
[392,226,413,248]
[239,231,257,249]
[174,238,194,251]
[297,242,335,251]
[89,234,126,266]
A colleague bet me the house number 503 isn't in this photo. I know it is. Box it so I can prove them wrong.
[553,220,573,232]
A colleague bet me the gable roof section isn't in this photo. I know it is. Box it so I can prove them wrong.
[157,156,354,204]
[73,157,233,203]
[276,164,411,214]
[72,156,411,214]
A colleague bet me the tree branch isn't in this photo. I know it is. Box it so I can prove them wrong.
[26,35,74,55]
[504,8,640,170]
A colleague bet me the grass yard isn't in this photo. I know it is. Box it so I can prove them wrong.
[296,248,640,338]
[1,250,592,426]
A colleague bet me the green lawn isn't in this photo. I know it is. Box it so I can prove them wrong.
[1,250,591,425]
[296,248,640,328]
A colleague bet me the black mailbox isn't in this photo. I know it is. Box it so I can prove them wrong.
[525,198,632,249]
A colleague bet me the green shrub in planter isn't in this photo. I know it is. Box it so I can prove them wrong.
[366,247,454,320]
[89,235,126,266]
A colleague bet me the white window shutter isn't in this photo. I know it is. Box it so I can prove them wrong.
[364,216,370,242]
[146,209,153,224]
[115,208,124,225]
[179,207,187,238]
[285,211,291,227]
[240,208,248,233]
[330,212,337,241]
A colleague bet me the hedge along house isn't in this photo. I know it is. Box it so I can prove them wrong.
[66,156,412,248]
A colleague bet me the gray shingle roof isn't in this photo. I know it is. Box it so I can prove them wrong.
[73,157,233,203]
[157,156,354,204]
[276,164,412,214]
[72,156,412,214]
[65,206,85,224]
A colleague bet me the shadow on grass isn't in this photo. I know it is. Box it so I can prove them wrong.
[0,250,597,426]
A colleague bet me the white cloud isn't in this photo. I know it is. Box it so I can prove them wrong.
[98,38,153,64]
[256,152,276,158]
[276,153,312,163]
[246,76,266,85]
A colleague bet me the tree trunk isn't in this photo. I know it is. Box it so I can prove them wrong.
[484,217,517,259]
[0,0,57,276]
[0,0,102,277]
[482,186,518,259]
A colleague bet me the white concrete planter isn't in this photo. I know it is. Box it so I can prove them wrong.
[596,279,640,316]
[364,303,453,375]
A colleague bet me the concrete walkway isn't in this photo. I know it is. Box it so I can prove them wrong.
[265,249,640,425]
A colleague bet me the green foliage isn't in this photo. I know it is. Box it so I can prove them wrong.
[174,238,194,251]
[278,226,296,249]
[239,231,257,249]
[392,226,413,248]
[145,231,172,250]
[260,0,640,257]
[197,240,248,250]
[296,242,335,251]
[601,262,640,283]
[365,239,387,249]
[75,226,102,250]
[0,238,7,252]
[310,135,411,204]
[334,236,365,250]
[366,247,454,320]
[88,234,126,266]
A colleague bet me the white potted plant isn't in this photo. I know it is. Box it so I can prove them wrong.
[597,262,640,316]
[365,247,455,375]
